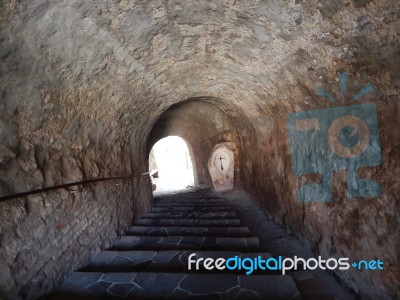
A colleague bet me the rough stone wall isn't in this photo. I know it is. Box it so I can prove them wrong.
[1,1,155,298]
[244,88,400,300]
[148,149,158,172]
[1,0,399,299]
[0,134,152,299]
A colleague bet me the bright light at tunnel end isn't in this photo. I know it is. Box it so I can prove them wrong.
[150,136,195,192]
[187,254,384,275]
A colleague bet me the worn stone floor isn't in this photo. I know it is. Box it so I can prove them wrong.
[51,187,356,299]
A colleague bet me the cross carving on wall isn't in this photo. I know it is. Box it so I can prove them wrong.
[219,156,225,171]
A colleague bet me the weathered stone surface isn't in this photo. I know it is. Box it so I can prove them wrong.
[0,0,399,299]
[208,143,235,192]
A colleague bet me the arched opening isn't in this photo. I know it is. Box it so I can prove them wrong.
[146,98,247,189]
[149,136,197,193]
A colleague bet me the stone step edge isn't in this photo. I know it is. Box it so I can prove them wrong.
[55,271,301,300]
[146,210,236,214]
[151,207,234,211]
[126,225,252,233]
[154,200,227,203]
[115,235,260,241]
[153,204,230,207]
[155,198,226,200]
[87,250,274,269]
[136,217,242,221]
[111,236,260,252]
[82,255,318,277]
[132,223,244,228]
[93,249,273,256]
[128,225,251,230]
[139,216,239,220]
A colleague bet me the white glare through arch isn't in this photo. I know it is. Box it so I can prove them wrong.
[150,136,194,192]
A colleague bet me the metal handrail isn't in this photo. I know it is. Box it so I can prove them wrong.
[0,172,150,203]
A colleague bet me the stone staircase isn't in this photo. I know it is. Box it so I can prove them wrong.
[52,189,348,299]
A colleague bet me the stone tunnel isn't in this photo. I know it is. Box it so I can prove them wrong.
[0,0,399,299]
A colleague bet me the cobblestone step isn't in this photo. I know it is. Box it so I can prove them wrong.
[151,205,233,212]
[154,195,224,201]
[111,236,260,252]
[83,250,275,274]
[142,211,237,219]
[56,272,302,299]
[154,198,227,204]
[127,225,251,237]
[134,218,242,227]
[154,202,230,208]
